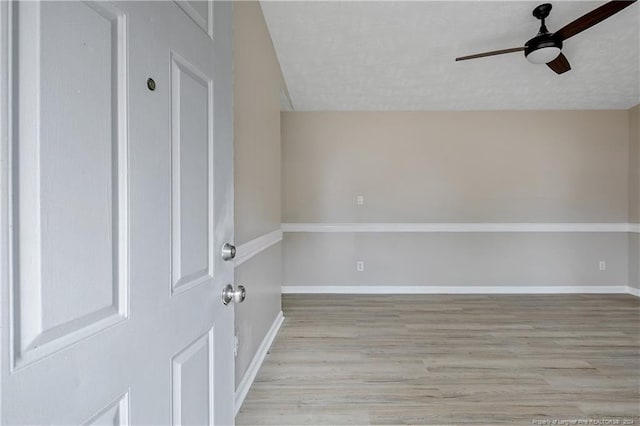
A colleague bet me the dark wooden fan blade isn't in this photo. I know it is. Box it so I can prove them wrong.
[455,47,525,61]
[554,0,637,41]
[546,53,572,74]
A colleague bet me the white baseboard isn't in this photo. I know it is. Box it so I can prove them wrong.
[282,285,630,295]
[628,286,640,297]
[234,311,284,416]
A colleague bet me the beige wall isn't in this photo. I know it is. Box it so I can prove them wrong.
[234,2,284,388]
[235,3,284,245]
[283,111,629,223]
[282,111,631,289]
[629,105,640,289]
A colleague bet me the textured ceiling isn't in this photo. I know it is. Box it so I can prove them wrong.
[260,1,640,111]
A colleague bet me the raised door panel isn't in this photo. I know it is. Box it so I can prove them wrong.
[171,329,214,426]
[170,54,213,295]
[11,1,128,368]
[174,1,213,38]
[83,392,130,426]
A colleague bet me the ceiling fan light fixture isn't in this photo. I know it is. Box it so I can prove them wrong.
[524,32,563,64]
[525,46,561,64]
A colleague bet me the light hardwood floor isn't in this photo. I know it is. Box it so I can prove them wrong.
[236,294,640,425]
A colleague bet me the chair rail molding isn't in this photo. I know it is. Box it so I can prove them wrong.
[282,223,639,233]
[234,229,282,267]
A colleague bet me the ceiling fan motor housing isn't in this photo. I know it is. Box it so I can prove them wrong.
[525,33,563,64]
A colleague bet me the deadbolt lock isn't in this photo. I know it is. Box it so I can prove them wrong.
[221,243,236,261]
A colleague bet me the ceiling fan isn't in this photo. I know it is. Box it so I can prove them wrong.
[455,1,638,74]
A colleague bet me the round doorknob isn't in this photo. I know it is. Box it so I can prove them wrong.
[234,285,246,303]
[221,243,236,261]
[222,284,246,305]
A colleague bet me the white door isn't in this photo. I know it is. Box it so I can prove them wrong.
[0,1,236,424]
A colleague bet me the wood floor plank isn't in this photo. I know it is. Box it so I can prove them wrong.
[236,294,640,425]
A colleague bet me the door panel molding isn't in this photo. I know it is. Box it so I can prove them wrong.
[173,0,214,39]
[82,391,130,426]
[170,51,214,296]
[9,0,129,370]
[171,328,214,426]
